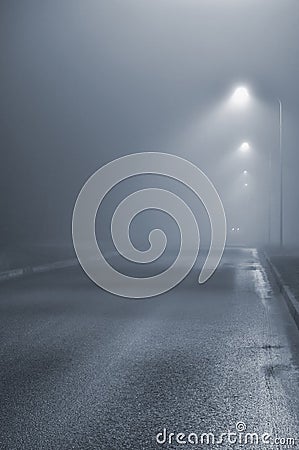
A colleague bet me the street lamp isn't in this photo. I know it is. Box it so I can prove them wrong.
[231,86,250,106]
[240,142,250,151]
[230,85,284,247]
[243,170,248,175]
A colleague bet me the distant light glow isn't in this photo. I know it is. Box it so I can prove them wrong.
[231,86,250,106]
[244,183,248,187]
[232,227,235,231]
[237,227,240,231]
[243,170,248,174]
[240,142,250,151]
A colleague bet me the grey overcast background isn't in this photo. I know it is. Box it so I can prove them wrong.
[1,0,299,249]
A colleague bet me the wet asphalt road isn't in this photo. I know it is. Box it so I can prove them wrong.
[0,248,299,449]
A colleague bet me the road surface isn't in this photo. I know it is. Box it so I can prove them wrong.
[0,248,299,449]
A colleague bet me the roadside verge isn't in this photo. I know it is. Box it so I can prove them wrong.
[264,252,299,331]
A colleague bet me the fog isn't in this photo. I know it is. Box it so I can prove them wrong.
[1,0,299,252]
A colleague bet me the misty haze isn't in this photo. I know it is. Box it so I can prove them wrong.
[1,1,299,449]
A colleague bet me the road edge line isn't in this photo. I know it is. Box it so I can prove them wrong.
[0,258,78,283]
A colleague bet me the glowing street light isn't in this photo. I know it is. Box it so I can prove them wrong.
[244,183,248,187]
[231,86,250,106]
[243,170,248,175]
[240,142,250,151]
[229,83,284,246]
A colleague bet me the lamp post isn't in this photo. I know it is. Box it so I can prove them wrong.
[231,86,284,247]
[278,99,283,248]
[268,98,283,247]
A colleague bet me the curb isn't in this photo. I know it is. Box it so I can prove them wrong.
[263,252,299,330]
[0,258,78,283]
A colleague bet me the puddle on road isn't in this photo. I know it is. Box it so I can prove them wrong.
[239,249,273,306]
